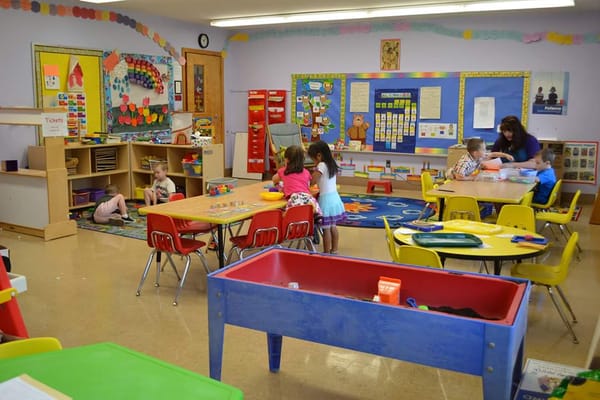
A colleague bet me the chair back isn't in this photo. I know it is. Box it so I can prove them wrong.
[382,216,400,262]
[533,179,562,209]
[0,337,62,360]
[169,192,185,202]
[555,231,579,283]
[267,123,311,169]
[397,246,443,268]
[245,209,282,248]
[564,190,581,221]
[146,214,185,254]
[281,205,313,242]
[420,172,437,203]
[442,196,481,221]
[520,191,534,207]
[497,205,536,232]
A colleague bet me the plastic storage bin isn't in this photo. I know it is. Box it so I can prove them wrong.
[207,177,238,190]
[72,190,90,205]
[79,188,105,202]
[182,162,202,177]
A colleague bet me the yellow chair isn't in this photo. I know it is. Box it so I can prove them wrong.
[397,246,443,269]
[536,190,582,257]
[0,337,62,360]
[382,216,400,262]
[497,205,536,232]
[510,232,579,343]
[520,191,534,207]
[442,196,481,222]
[531,179,562,210]
[418,172,439,220]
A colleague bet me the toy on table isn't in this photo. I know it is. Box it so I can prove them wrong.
[208,183,234,196]
[511,235,548,245]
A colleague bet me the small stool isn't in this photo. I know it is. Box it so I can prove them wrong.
[367,180,392,194]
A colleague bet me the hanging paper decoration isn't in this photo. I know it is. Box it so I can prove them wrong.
[125,56,164,94]
[67,55,84,92]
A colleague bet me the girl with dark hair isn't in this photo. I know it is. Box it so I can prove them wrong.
[307,141,346,254]
[492,115,540,169]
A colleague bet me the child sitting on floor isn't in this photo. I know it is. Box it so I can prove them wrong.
[92,184,135,226]
[532,149,557,204]
[144,162,176,206]
[449,138,514,180]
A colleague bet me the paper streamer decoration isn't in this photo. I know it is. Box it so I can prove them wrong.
[3,0,185,65]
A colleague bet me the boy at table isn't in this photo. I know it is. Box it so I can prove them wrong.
[449,138,513,180]
[532,149,557,204]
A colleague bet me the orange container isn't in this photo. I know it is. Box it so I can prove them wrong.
[378,276,402,305]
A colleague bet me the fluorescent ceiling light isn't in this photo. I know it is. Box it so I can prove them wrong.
[210,0,574,28]
[80,0,123,3]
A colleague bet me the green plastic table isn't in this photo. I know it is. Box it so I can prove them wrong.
[0,342,243,399]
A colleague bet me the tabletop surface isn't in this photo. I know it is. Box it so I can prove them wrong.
[394,220,547,258]
[427,180,536,204]
[139,181,286,224]
[0,342,243,400]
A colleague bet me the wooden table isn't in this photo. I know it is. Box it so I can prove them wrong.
[394,220,548,275]
[427,180,536,219]
[0,342,243,399]
[139,181,286,269]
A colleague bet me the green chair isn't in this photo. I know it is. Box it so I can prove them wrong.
[511,232,579,343]
[267,123,313,171]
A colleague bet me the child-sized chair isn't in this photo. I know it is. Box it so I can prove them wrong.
[496,205,536,232]
[536,190,582,258]
[442,196,481,222]
[531,179,562,210]
[382,216,400,263]
[168,193,216,240]
[397,246,443,269]
[136,213,211,306]
[511,232,580,343]
[227,209,282,264]
[418,172,439,221]
[0,337,62,360]
[280,205,316,252]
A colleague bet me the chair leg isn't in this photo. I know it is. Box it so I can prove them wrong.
[478,260,490,274]
[164,253,182,281]
[196,250,212,274]
[226,246,240,265]
[546,285,579,344]
[304,237,316,252]
[136,250,156,296]
[554,285,578,323]
[172,255,192,306]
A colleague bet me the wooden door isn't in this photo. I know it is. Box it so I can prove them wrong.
[182,49,224,144]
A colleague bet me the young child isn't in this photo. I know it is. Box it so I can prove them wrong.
[92,184,135,226]
[272,145,321,215]
[450,138,514,180]
[144,162,176,206]
[307,140,346,254]
[532,149,557,204]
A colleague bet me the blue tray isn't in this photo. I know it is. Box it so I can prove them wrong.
[401,221,443,232]
[412,233,483,247]
[510,235,548,245]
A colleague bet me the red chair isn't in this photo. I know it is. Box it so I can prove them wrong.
[168,193,216,239]
[136,213,211,306]
[280,204,316,252]
[227,209,282,264]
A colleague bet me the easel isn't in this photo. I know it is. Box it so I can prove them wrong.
[591,187,600,225]
[0,257,28,338]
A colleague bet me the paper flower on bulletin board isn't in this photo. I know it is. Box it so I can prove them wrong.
[125,56,164,94]
[115,94,167,128]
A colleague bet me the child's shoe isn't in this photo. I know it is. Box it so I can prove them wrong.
[122,215,135,223]
[108,217,124,226]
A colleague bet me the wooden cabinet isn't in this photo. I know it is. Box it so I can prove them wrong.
[65,143,130,209]
[130,142,223,198]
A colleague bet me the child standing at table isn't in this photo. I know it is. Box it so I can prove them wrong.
[449,138,514,180]
[532,149,557,204]
[308,141,346,254]
[93,184,135,226]
[144,162,176,206]
[272,145,322,215]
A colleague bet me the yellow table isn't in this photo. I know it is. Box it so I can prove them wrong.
[139,181,286,268]
[427,180,536,219]
[393,220,548,275]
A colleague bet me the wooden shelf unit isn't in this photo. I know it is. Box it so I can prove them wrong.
[65,143,130,210]
[130,142,223,198]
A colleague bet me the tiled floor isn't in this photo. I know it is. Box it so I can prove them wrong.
[1,185,598,399]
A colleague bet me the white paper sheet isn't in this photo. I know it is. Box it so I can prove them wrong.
[419,86,442,119]
[473,97,495,128]
[349,82,370,112]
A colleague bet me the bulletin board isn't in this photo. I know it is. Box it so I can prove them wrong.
[33,44,105,141]
[562,141,598,184]
[291,71,529,155]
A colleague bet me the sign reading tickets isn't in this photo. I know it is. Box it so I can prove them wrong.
[41,113,68,137]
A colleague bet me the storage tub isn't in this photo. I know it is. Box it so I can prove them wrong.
[182,162,202,177]
[207,177,238,190]
[79,188,105,202]
[72,190,91,205]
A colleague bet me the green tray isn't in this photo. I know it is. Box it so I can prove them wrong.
[412,232,483,247]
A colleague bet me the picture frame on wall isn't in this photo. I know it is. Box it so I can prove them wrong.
[380,39,400,71]
[563,141,598,184]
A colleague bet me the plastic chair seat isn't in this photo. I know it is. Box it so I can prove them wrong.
[0,337,63,360]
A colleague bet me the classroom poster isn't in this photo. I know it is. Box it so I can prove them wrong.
[531,72,569,115]
[563,141,597,184]
[373,88,418,153]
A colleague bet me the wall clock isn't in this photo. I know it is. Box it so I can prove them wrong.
[198,33,209,49]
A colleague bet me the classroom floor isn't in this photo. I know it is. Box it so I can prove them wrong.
[2,185,599,400]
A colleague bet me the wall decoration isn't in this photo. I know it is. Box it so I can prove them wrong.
[43,64,60,90]
[67,55,84,92]
[531,72,569,115]
[380,39,400,71]
[563,141,598,184]
[104,51,173,135]
[9,1,185,64]
[373,88,418,153]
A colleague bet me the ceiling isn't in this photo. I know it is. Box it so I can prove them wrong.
[97,0,599,27]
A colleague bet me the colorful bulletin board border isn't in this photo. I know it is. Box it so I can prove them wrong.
[563,141,598,185]
[3,1,184,64]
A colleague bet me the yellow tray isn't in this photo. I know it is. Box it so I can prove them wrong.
[443,219,503,235]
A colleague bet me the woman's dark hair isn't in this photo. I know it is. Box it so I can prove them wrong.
[307,140,338,178]
[498,115,530,152]
[283,145,306,175]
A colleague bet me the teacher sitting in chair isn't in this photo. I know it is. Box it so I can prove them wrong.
[492,115,540,170]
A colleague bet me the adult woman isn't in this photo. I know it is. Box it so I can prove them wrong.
[492,115,540,169]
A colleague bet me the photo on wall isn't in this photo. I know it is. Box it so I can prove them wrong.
[531,71,569,115]
[563,141,598,184]
[380,39,400,71]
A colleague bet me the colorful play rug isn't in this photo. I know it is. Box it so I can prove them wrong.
[74,202,146,241]
[339,193,434,228]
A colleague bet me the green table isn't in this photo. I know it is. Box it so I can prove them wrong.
[0,342,243,399]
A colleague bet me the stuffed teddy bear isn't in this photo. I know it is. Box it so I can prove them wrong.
[346,114,370,144]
